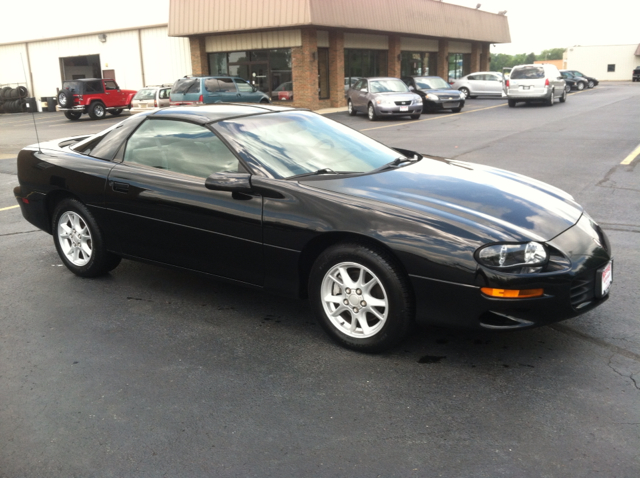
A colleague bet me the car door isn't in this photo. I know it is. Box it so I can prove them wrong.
[104,80,124,107]
[485,74,503,94]
[203,78,238,103]
[234,78,263,103]
[353,79,368,111]
[104,117,264,285]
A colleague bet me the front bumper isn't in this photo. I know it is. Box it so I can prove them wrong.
[423,98,465,111]
[375,104,422,116]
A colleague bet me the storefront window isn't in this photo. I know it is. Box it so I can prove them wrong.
[401,52,423,77]
[209,53,228,76]
[344,49,388,89]
[448,53,464,82]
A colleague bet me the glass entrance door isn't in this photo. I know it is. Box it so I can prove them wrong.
[250,63,269,94]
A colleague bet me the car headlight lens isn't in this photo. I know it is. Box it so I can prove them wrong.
[412,97,422,105]
[425,93,439,101]
[376,98,394,106]
[459,92,465,100]
[476,242,548,272]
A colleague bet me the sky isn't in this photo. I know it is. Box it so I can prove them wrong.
[1,0,639,56]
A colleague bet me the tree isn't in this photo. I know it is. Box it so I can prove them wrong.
[539,48,566,60]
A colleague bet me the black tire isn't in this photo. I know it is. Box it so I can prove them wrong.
[367,103,377,121]
[347,99,357,116]
[109,108,123,116]
[259,99,270,104]
[64,111,82,120]
[410,113,420,119]
[57,90,74,108]
[559,88,567,103]
[587,80,595,88]
[508,99,516,107]
[459,87,470,99]
[88,101,106,120]
[546,90,555,106]
[576,82,585,91]
[451,107,462,113]
[309,242,414,353]
[52,198,121,278]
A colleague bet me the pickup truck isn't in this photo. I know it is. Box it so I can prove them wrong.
[57,78,137,120]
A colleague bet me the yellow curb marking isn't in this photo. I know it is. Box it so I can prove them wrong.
[621,144,640,165]
[0,205,19,212]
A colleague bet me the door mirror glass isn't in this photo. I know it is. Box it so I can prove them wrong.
[205,172,252,193]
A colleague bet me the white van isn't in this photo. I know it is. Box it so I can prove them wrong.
[505,64,566,107]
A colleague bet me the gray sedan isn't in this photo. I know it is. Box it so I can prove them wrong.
[346,77,422,121]
[451,72,505,99]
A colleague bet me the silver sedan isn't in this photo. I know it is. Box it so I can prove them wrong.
[451,72,504,99]
[346,77,422,121]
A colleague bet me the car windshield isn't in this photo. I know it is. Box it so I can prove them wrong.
[214,111,405,179]
[133,89,157,100]
[369,79,409,93]
[413,77,450,90]
[511,67,544,80]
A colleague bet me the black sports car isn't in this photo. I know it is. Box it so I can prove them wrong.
[561,70,599,89]
[401,76,465,113]
[14,105,613,352]
[560,71,588,91]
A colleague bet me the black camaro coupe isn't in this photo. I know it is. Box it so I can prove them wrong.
[14,104,613,352]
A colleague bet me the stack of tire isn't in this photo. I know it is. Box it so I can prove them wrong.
[0,86,30,113]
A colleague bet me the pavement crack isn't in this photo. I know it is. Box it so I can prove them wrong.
[607,354,640,391]
[551,324,640,362]
[0,230,40,237]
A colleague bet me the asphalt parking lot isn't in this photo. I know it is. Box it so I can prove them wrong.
[1,83,639,477]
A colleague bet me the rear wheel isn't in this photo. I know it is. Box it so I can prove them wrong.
[52,198,121,278]
[88,102,106,120]
[508,99,516,107]
[309,243,414,353]
[347,99,357,116]
[109,108,123,116]
[367,103,377,121]
[546,90,555,106]
[459,87,470,99]
[64,111,81,120]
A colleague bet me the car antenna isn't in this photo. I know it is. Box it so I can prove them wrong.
[20,53,42,153]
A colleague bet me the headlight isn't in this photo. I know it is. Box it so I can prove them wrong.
[459,92,465,100]
[376,98,394,106]
[412,97,422,105]
[476,242,548,272]
[425,93,439,101]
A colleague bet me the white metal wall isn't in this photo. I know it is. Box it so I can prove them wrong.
[141,27,192,85]
[566,44,640,81]
[0,26,191,99]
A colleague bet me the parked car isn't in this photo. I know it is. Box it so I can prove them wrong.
[451,71,504,98]
[13,104,613,353]
[633,66,640,82]
[561,70,599,88]
[346,77,422,121]
[560,70,593,91]
[559,71,587,91]
[344,77,360,91]
[273,81,293,101]
[401,76,465,113]
[130,85,172,112]
[505,64,566,107]
[170,76,270,106]
[57,78,137,120]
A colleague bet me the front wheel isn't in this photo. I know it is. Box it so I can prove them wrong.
[576,82,585,91]
[109,108,123,116]
[52,198,121,278]
[410,113,420,119]
[309,243,414,353]
[451,107,462,113]
[347,99,357,116]
[587,80,595,88]
[508,99,516,107]
[367,103,377,121]
[559,88,567,103]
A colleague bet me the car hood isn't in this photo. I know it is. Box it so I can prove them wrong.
[372,92,419,100]
[418,88,460,97]
[306,157,583,242]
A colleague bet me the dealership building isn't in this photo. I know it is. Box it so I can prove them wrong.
[0,0,511,109]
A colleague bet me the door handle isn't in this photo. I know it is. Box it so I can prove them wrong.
[112,181,129,193]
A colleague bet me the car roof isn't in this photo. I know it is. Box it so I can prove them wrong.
[149,104,298,124]
[363,77,404,81]
[64,78,103,82]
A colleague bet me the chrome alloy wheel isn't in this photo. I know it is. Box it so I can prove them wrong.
[57,211,93,266]
[95,104,105,117]
[320,261,388,338]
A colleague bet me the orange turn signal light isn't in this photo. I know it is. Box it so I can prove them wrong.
[481,288,544,298]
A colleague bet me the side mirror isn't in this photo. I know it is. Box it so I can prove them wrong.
[360,88,367,92]
[252,85,258,92]
[205,172,252,193]
[408,86,415,91]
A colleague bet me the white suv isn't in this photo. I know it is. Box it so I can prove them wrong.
[506,64,566,107]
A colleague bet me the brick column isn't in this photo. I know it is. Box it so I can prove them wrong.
[189,36,208,76]
[470,42,480,72]
[328,31,345,108]
[292,28,319,109]
[437,40,449,80]
[388,35,401,78]
[480,43,490,71]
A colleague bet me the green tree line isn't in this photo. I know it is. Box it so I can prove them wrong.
[490,48,566,72]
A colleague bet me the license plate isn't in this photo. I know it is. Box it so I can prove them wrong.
[399,106,408,112]
[443,102,459,108]
[600,261,613,296]
[522,86,531,90]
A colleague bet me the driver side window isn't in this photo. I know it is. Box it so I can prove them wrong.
[123,119,242,178]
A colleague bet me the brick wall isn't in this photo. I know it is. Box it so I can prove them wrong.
[471,42,480,72]
[437,40,449,79]
[388,35,401,78]
[480,43,490,71]
[189,37,208,76]
[290,28,320,110]
[328,31,345,108]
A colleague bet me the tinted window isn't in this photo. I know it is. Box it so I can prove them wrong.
[234,79,253,92]
[71,114,147,160]
[84,81,104,93]
[172,78,199,94]
[205,78,236,92]
[413,77,450,89]
[124,119,240,178]
[353,79,366,90]
[134,88,157,100]
[510,67,544,79]
[104,81,118,90]
[468,75,479,81]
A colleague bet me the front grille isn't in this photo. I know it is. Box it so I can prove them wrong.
[570,276,595,309]
[394,100,410,106]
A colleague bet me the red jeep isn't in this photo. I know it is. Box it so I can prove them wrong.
[57,78,137,120]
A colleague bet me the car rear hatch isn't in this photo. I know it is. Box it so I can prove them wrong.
[508,67,547,96]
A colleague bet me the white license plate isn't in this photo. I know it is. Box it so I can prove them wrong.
[443,102,459,108]
[601,261,613,296]
[522,86,531,90]
[399,106,409,112]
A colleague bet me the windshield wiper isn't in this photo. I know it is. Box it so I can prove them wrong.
[288,168,357,179]
[371,155,421,173]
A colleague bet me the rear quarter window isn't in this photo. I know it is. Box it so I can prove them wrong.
[172,78,200,94]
